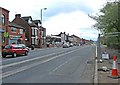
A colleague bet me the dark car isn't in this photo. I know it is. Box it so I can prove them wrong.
[2,44,28,58]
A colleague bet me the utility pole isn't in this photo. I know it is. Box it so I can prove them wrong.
[97,34,101,61]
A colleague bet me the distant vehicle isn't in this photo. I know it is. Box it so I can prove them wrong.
[69,43,73,47]
[62,43,69,48]
[80,42,83,46]
[2,44,28,58]
[18,44,29,52]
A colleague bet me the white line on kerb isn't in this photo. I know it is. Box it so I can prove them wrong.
[96,46,97,58]
[94,45,98,84]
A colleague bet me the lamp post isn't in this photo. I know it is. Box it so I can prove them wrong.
[41,8,47,26]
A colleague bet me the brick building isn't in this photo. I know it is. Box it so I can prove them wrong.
[12,14,35,47]
[32,20,46,48]
[8,22,26,44]
[0,7,9,46]
[12,14,46,48]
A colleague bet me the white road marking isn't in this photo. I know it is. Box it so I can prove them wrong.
[1,48,80,79]
[52,61,69,72]
[1,48,79,69]
[2,47,58,62]
[1,52,60,69]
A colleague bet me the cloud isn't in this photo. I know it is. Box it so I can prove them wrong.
[43,10,98,40]
[42,1,93,18]
[0,0,107,20]
[79,28,99,41]
[0,0,106,41]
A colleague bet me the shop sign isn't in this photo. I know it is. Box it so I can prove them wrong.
[12,36,21,38]
[4,32,9,37]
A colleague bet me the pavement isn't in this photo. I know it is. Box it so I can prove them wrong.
[97,47,120,84]
[98,59,120,84]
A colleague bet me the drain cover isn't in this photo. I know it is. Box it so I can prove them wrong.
[87,60,94,64]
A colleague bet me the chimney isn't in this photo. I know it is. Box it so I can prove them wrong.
[15,14,21,18]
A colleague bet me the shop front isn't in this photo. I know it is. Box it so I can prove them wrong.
[9,35,24,44]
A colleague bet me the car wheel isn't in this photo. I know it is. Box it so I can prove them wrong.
[12,52,17,57]
[25,51,28,56]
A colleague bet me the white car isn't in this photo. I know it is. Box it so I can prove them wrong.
[63,43,69,48]
[69,43,73,47]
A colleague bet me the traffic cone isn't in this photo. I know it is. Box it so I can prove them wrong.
[111,55,119,78]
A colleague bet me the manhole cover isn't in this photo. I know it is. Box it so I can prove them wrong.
[87,60,94,64]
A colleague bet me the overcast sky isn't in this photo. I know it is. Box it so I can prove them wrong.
[0,0,107,41]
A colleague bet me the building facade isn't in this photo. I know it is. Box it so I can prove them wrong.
[12,14,32,47]
[0,7,9,46]
[12,14,46,48]
[40,26,46,47]
[8,22,26,44]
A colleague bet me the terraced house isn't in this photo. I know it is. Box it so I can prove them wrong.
[0,7,26,46]
[0,7,9,46]
[8,22,26,44]
[12,14,46,48]
[0,7,46,48]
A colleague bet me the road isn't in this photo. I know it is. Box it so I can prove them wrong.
[1,45,96,83]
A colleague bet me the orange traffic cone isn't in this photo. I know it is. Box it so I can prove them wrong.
[111,55,119,78]
[112,55,118,77]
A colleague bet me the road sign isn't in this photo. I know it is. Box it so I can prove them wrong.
[102,53,109,60]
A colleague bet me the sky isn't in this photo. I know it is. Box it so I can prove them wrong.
[0,0,107,41]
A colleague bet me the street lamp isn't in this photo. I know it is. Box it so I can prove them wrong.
[41,8,47,26]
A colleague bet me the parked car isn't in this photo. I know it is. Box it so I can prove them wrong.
[69,43,73,47]
[62,43,69,48]
[2,44,28,58]
[18,44,29,52]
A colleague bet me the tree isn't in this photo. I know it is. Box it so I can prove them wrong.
[89,1,120,49]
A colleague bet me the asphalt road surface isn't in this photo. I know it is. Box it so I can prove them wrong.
[1,45,96,83]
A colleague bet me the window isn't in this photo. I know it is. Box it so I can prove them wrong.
[5,45,12,49]
[13,45,20,49]
[1,14,5,25]
[32,28,35,35]
[2,33,5,43]
[11,27,16,32]
[20,29,23,34]
[41,31,43,37]
[35,29,37,36]
[32,38,35,45]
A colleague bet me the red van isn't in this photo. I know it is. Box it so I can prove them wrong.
[2,44,28,58]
